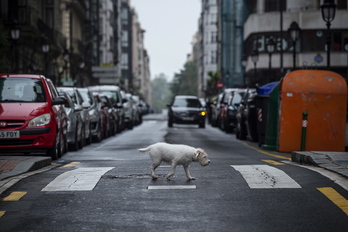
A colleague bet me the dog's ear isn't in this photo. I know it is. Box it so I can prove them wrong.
[194,149,203,158]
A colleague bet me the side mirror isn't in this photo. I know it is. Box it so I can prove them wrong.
[52,96,66,105]
[82,102,91,109]
[166,104,171,107]
[74,105,83,112]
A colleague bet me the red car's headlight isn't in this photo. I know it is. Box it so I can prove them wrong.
[28,113,51,127]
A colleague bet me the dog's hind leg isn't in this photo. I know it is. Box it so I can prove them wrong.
[150,161,161,179]
[183,165,195,180]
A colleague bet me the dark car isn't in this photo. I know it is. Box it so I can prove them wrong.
[220,89,245,133]
[167,95,206,128]
[0,74,68,160]
[236,88,257,141]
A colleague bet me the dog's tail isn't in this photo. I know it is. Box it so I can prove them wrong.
[138,146,151,152]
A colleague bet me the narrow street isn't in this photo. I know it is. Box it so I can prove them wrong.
[1,114,348,232]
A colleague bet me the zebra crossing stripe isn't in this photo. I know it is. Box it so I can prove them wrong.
[231,165,301,189]
[42,167,114,191]
[148,185,196,190]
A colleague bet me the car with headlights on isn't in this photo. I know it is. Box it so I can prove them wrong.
[167,95,206,128]
[0,74,68,159]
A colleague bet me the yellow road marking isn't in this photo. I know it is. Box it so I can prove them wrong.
[0,211,5,218]
[60,162,80,168]
[241,141,291,160]
[317,187,348,216]
[2,191,27,201]
[262,160,285,165]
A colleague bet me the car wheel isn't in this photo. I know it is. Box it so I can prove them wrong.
[69,128,79,151]
[47,134,59,160]
[168,118,173,127]
[199,122,205,128]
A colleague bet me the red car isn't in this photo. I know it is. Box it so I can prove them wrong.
[0,74,68,159]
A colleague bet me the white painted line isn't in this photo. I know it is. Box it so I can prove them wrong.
[42,167,114,191]
[231,165,301,189]
[148,185,196,190]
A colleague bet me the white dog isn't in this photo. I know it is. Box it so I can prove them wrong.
[138,142,210,180]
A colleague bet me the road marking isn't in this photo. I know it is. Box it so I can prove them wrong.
[241,141,291,160]
[231,165,301,189]
[317,187,348,216]
[60,162,80,168]
[262,160,285,165]
[148,185,196,190]
[2,191,27,201]
[0,211,5,218]
[42,167,114,191]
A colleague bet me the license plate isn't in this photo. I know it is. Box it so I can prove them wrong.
[0,131,20,139]
[183,117,194,121]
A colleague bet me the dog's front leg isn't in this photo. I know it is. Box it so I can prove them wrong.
[183,165,195,180]
[166,162,177,180]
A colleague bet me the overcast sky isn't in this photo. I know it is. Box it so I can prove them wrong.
[130,0,201,80]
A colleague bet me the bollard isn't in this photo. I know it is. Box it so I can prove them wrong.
[300,112,308,151]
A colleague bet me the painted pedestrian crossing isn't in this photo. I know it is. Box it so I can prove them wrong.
[42,167,114,191]
[40,164,301,191]
[231,165,301,189]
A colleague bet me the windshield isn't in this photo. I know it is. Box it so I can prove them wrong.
[0,78,46,103]
[173,98,202,108]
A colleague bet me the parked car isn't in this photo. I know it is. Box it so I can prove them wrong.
[211,88,244,127]
[88,85,125,132]
[0,74,68,159]
[58,90,84,151]
[167,95,206,128]
[219,89,245,133]
[122,92,135,129]
[99,94,118,136]
[78,87,103,142]
[58,87,92,146]
[92,92,109,139]
[132,95,142,125]
[236,88,257,141]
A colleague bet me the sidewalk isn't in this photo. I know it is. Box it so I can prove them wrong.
[292,151,348,178]
[0,156,51,181]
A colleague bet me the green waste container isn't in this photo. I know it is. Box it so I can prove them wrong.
[261,83,280,151]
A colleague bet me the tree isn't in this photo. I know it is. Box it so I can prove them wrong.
[170,61,198,96]
[151,73,172,113]
[206,70,220,97]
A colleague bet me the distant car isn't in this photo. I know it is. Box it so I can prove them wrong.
[88,85,125,132]
[78,87,103,142]
[58,90,84,151]
[236,88,257,141]
[0,74,68,160]
[99,94,118,136]
[58,87,92,146]
[167,95,206,128]
[220,90,245,133]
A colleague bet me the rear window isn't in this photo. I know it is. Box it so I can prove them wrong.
[173,98,202,108]
[0,78,46,103]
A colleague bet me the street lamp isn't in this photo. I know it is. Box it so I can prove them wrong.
[79,59,85,87]
[251,49,259,85]
[288,21,301,70]
[42,38,50,77]
[266,37,275,83]
[321,0,336,69]
[242,55,247,86]
[63,49,69,81]
[10,21,21,73]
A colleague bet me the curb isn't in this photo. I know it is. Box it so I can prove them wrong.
[292,151,348,179]
[0,157,51,181]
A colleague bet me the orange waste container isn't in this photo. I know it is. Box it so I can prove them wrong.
[278,70,347,152]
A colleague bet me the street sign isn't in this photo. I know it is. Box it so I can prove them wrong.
[217,81,224,89]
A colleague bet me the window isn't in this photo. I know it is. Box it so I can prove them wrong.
[121,31,128,46]
[121,53,128,69]
[121,8,128,25]
[210,50,217,64]
[211,31,217,43]
[265,0,286,12]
